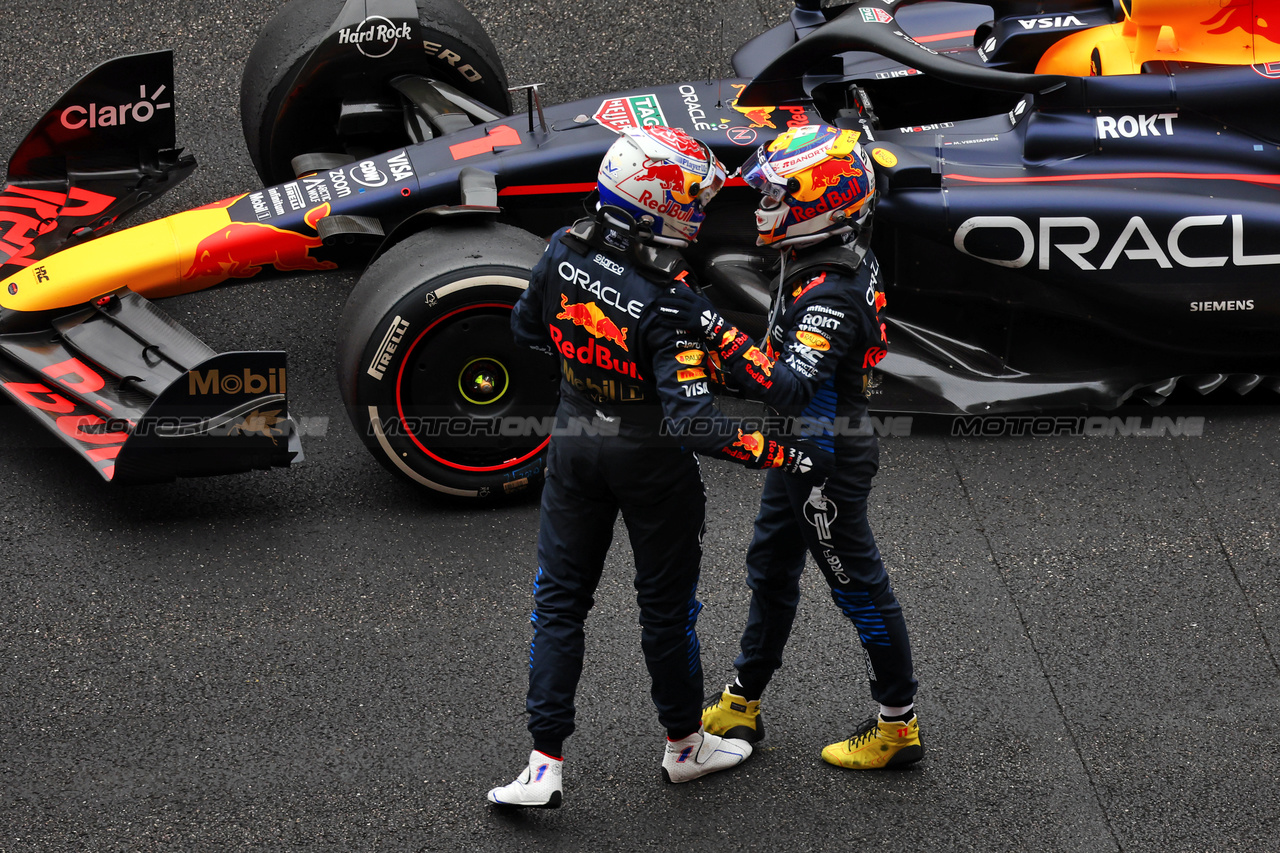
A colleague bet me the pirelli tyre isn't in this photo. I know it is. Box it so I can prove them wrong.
[338,222,558,499]
[242,0,511,185]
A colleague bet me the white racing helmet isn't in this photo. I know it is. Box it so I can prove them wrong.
[597,125,727,245]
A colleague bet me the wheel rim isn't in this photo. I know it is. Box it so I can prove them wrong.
[457,357,510,406]
[393,301,557,471]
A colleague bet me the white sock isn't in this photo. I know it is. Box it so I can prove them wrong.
[879,703,914,719]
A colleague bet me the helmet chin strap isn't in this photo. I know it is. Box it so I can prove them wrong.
[772,225,853,250]
[766,251,787,343]
[597,203,691,247]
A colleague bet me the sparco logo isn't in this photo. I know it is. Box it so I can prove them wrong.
[592,253,625,275]
[61,83,170,130]
[367,316,410,380]
[338,16,412,59]
[188,368,286,395]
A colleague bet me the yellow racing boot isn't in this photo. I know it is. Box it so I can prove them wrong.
[822,714,923,769]
[701,685,764,744]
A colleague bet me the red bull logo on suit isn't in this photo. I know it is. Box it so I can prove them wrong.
[555,294,629,351]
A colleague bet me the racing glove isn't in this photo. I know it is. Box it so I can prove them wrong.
[723,430,833,476]
[649,284,752,361]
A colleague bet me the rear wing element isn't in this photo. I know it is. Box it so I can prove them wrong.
[1,51,196,278]
[0,290,302,482]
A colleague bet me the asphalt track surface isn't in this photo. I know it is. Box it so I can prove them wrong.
[1,1,1278,851]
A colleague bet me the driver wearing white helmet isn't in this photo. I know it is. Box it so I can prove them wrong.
[488,125,830,809]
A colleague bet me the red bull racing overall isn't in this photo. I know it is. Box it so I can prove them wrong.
[689,244,917,710]
[508,216,814,753]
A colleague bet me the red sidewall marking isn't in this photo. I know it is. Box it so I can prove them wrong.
[393,301,549,472]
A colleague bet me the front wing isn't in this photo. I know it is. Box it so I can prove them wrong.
[0,290,302,482]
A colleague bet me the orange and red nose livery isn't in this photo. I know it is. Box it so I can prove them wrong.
[184,201,335,283]
[0,195,336,313]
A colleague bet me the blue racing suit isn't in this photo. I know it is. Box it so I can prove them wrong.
[695,244,917,707]
[509,216,818,749]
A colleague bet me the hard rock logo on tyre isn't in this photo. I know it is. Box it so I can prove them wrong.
[338,16,412,59]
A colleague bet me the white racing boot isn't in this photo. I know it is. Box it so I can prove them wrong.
[487,750,563,808]
[661,727,752,783]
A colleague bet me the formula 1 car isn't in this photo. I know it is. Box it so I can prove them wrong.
[2,0,1278,497]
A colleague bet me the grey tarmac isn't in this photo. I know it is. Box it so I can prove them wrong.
[0,1,1277,851]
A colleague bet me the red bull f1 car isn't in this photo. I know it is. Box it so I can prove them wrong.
[2,0,1278,497]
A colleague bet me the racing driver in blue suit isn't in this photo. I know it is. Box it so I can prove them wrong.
[649,125,923,771]
[487,125,827,809]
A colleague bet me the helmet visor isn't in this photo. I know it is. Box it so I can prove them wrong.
[692,139,726,204]
[738,147,790,202]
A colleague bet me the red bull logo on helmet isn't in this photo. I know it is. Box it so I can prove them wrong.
[637,161,689,195]
[635,189,702,225]
[799,158,865,197]
[787,179,873,224]
[627,150,707,208]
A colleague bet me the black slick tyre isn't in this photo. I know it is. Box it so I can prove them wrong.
[241,0,511,185]
[337,222,558,499]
